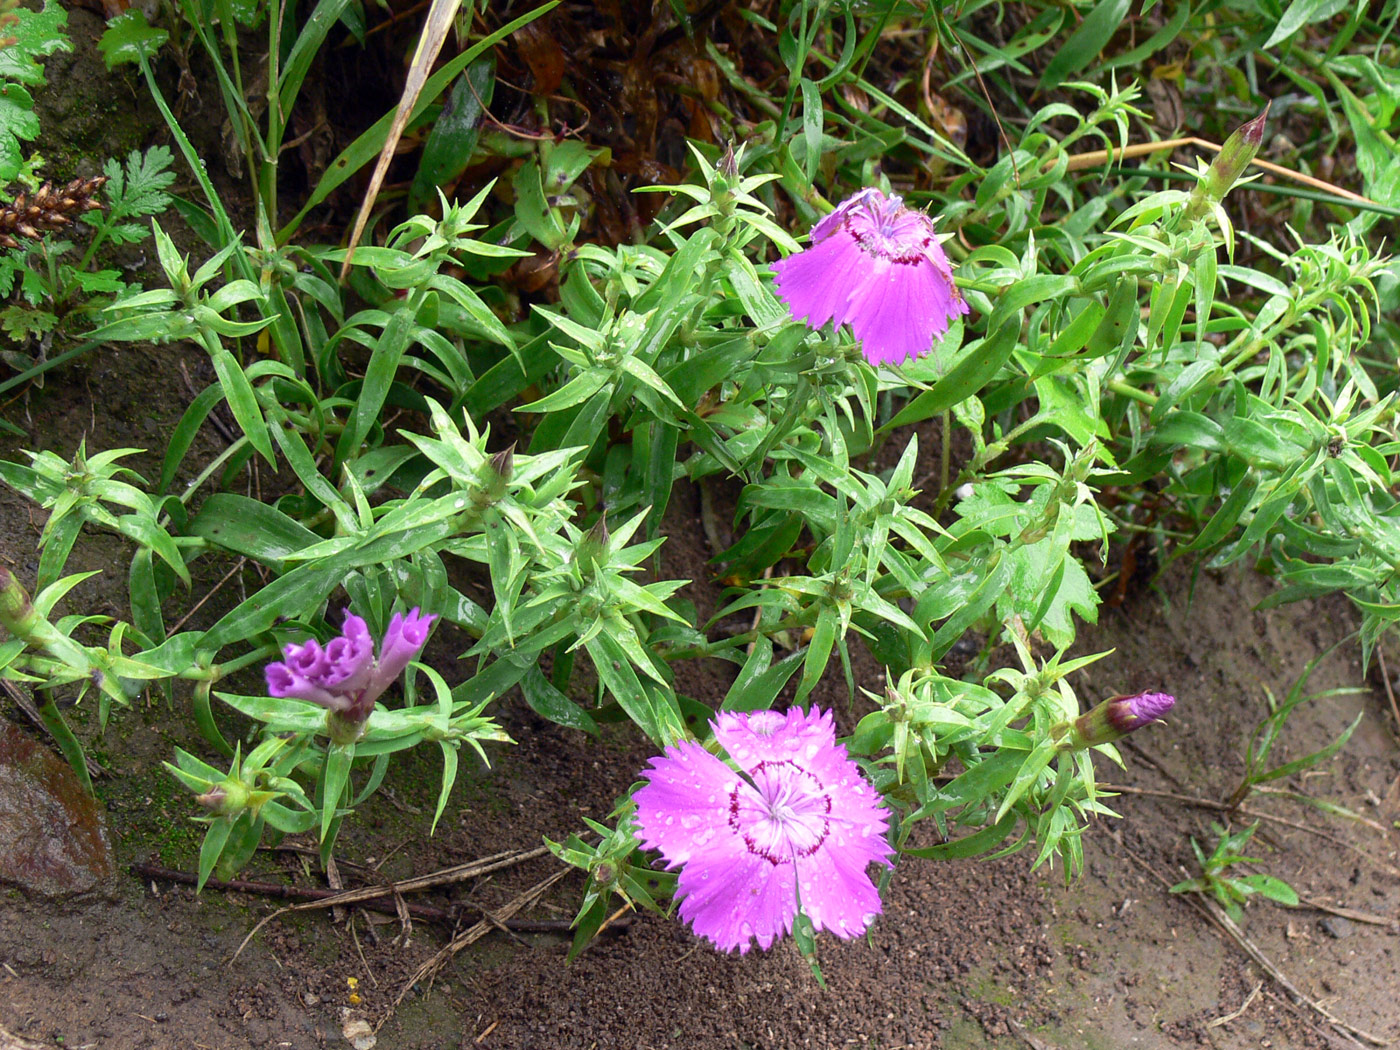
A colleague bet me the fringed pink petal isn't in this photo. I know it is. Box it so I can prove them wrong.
[633,740,745,868]
[797,832,889,940]
[676,844,796,954]
[772,188,967,367]
[844,258,926,364]
[712,706,835,772]
[771,229,873,330]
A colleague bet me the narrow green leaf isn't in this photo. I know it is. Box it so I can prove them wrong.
[1035,0,1132,92]
[881,321,1020,432]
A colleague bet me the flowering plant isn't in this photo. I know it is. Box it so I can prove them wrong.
[0,0,1388,973]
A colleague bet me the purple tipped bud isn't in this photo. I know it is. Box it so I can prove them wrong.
[717,141,739,184]
[490,444,515,483]
[1057,691,1177,750]
[1103,691,1175,735]
[576,514,610,567]
[592,861,617,887]
[195,780,250,815]
[1185,104,1269,221]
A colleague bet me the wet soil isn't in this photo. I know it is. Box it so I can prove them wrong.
[2,12,1399,1050]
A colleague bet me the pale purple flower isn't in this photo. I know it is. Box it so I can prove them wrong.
[265,608,437,725]
[1103,691,1175,734]
[1060,690,1177,749]
[771,188,969,366]
[633,707,893,954]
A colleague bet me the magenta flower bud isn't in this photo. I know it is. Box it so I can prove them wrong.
[367,607,437,698]
[1058,691,1176,749]
[321,614,374,693]
[772,188,969,366]
[264,659,347,710]
[284,638,329,678]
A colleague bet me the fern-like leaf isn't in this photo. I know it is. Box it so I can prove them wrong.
[97,145,175,247]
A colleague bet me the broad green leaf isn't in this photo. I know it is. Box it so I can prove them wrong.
[0,1,71,85]
[98,9,168,69]
[188,493,321,567]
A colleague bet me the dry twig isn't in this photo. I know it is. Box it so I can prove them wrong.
[1208,981,1263,1029]
[227,845,550,962]
[382,868,569,1028]
[1065,136,1375,204]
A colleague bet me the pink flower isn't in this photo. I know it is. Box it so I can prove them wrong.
[633,707,893,954]
[771,188,968,366]
[265,608,437,726]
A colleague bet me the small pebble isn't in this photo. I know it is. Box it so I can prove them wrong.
[342,1018,376,1049]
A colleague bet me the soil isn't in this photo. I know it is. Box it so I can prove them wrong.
[2,11,1400,1050]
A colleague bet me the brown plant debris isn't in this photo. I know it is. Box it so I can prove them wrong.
[0,176,108,250]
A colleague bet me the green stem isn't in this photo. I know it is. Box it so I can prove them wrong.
[136,54,253,285]
[175,436,251,507]
[192,679,234,757]
[0,338,103,398]
[205,645,279,680]
[1107,378,1158,406]
[939,410,952,496]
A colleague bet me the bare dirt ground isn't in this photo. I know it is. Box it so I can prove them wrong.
[2,11,1398,1050]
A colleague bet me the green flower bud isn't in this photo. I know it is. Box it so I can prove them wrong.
[576,513,610,568]
[490,444,515,485]
[0,566,36,637]
[196,779,251,815]
[592,860,617,888]
[1184,105,1269,222]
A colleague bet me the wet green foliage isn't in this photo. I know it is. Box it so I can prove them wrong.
[1,0,1397,942]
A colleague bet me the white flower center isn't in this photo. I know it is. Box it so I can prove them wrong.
[729,759,832,866]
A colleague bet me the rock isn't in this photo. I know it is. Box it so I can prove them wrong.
[0,720,113,895]
[341,1018,376,1049]
[1320,916,1354,940]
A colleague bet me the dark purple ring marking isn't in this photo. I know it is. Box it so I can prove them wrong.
[727,759,833,867]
